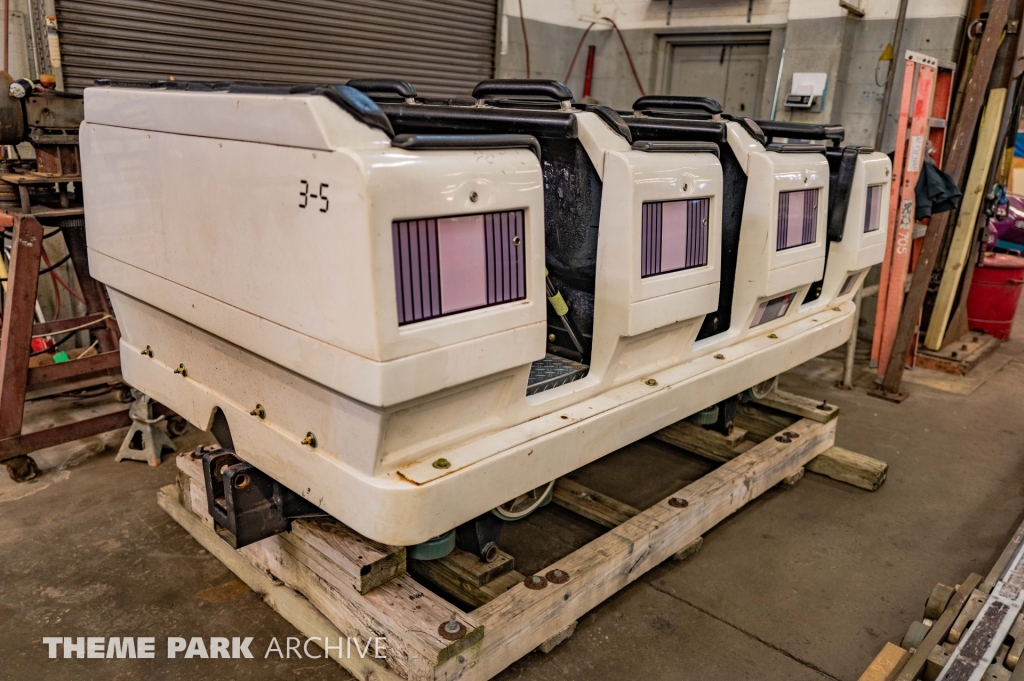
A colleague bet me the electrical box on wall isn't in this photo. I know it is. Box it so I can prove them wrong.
[785,73,828,112]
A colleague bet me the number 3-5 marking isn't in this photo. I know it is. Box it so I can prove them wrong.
[299,180,329,213]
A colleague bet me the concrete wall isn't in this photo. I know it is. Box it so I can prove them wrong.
[496,0,968,150]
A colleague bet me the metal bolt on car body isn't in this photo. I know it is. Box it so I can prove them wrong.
[173,363,187,376]
[645,378,658,386]
[433,458,451,469]
[301,432,317,448]
[141,345,153,357]
[250,404,266,419]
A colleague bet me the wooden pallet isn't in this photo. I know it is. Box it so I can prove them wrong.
[162,393,885,681]
[914,332,1001,377]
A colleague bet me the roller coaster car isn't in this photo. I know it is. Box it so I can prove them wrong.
[80,79,870,550]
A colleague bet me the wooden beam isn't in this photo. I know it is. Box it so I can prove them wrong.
[753,390,839,423]
[805,446,888,491]
[552,478,640,528]
[880,0,1010,397]
[408,547,520,609]
[734,402,798,440]
[925,88,1007,350]
[651,420,748,463]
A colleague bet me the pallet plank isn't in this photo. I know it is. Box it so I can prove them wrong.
[754,390,839,423]
[805,446,888,492]
[734,402,798,441]
[408,547,517,609]
[552,478,640,528]
[651,420,748,463]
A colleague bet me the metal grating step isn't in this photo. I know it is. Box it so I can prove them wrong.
[527,354,589,395]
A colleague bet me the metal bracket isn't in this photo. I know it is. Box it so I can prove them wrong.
[201,448,326,549]
[456,512,505,563]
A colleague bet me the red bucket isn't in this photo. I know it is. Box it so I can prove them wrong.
[966,252,1024,340]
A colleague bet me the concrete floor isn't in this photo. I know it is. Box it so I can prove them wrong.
[3,307,1024,681]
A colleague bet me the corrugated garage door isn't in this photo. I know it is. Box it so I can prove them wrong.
[53,0,497,97]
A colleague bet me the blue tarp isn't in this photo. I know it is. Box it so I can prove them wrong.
[1015,132,1024,157]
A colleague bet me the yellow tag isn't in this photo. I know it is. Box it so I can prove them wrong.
[880,43,893,62]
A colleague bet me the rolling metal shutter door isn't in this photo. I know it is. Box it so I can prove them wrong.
[53,0,497,97]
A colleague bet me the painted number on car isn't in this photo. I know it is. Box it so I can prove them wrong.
[299,180,329,213]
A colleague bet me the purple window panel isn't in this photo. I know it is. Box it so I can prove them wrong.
[777,189,819,250]
[640,198,709,278]
[484,211,526,306]
[438,215,489,315]
[392,218,441,325]
[864,185,883,233]
[394,210,526,325]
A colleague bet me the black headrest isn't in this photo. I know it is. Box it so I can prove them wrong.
[631,95,722,115]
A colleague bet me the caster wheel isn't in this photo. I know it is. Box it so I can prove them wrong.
[685,405,719,426]
[901,620,931,649]
[5,455,39,482]
[167,415,190,438]
[744,375,779,401]
[491,480,555,521]
[924,582,955,620]
[408,530,456,561]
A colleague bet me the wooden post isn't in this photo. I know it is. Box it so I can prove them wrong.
[924,88,1007,350]
[879,0,1010,397]
[0,217,43,438]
